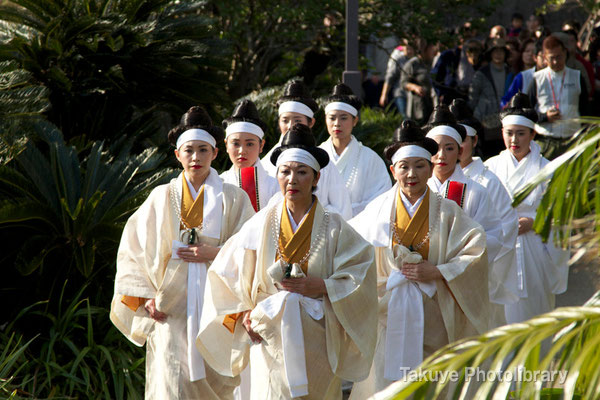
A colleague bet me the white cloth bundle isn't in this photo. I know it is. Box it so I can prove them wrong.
[172,240,207,381]
[384,244,436,380]
[257,261,323,397]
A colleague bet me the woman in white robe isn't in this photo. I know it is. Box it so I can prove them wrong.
[319,83,391,216]
[423,106,506,327]
[349,120,490,398]
[198,124,378,399]
[110,107,255,399]
[261,80,352,219]
[484,93,569,324]
[220,100,279,211]
[450,98,520,322]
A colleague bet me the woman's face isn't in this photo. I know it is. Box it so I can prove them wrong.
[460,134,478,163]
[522,42,535,66]
[491,47,506,66]
[277,161,319,204]
[225,132,264,169]
[175,140,218,180]
[325,110,358,142]
[431,135,462,180]
[502,124,535,161]
[391,157,433,200]
[278,112,315,136]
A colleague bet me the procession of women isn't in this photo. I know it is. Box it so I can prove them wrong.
[108,35,572,397]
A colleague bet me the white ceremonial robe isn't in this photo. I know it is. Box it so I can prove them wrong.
[319,136,392,216]
[262,137,353,219]
[220,161,280,211]
[348,186,490,398]
[428,166,503,263]
[197,199,378,400]
[110,170,255,400]
[463,157,520,326]
[485,142,569,324]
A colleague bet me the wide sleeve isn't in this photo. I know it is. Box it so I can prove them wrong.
[322,217,378,381]
[322,164,353,220]
[433,200,490,338]
[110,187,172,346]
[221,184,256,241]
[486,176,520,305]
[351,151,392,216]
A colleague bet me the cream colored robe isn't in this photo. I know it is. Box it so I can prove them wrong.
[110,173,255,399]
[348,186,490,398]
[197,199,378,399]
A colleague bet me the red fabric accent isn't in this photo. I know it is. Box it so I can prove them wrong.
[445,181,466,208]
[240,167,258,211]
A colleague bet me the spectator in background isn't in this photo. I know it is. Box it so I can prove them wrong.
[508,13,524,38]
[469,38,513,156]
[561,29,595,98]
[432,38,483,105]
[527,35,588,159]
[502,39,544,108]
[379,39,415,115]
[401,38,437,125]
[490,25,507,40]
[506,38,523,75]
[527,14,545,34]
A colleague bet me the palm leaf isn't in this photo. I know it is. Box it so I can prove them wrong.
[375,302,600,399]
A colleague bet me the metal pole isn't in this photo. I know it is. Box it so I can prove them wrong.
[343,0,362,96]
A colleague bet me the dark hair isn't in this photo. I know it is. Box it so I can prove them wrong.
[512,12,524,21]
[533,14,545,26]
[270,123,329,169]
[449,98,483,138]
[563,29,578,41]
[168,106,224,146]
[222,99,268,133]
[325,83,362,114]
[276,80,319,115]
[383,120,438,162]
[422,104,467,141]
[500,92,539,127]
[543,35,566,52]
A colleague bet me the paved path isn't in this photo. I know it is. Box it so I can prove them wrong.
[556,258,600,307]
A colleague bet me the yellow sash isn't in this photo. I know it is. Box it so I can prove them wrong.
[393,189,430,260]
[278,200,317,275]
[122,174,205,312]
[224,200,317,333]
[181,174,205,229]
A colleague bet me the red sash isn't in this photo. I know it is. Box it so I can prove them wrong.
[444,181,466,208]
[239,166,259,211]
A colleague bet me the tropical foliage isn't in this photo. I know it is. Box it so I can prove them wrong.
[378,119,600,399]
[0,0,230,143]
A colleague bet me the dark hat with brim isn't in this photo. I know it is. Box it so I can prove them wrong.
[270,124,329,169]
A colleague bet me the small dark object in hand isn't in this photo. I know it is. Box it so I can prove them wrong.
[284,263,292,279]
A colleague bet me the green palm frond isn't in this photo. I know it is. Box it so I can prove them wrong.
[513,118,600,255]
[375,300,600,400]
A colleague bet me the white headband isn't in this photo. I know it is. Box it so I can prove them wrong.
[502,115,535,129]
[276,148,321,171]
[225,121,265,139]
[391,145,433,165]
[459,123,477,137]
[426,125,463,145]
[278,101,314,119]
[176,128,216,149]
[325,101,358,117]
